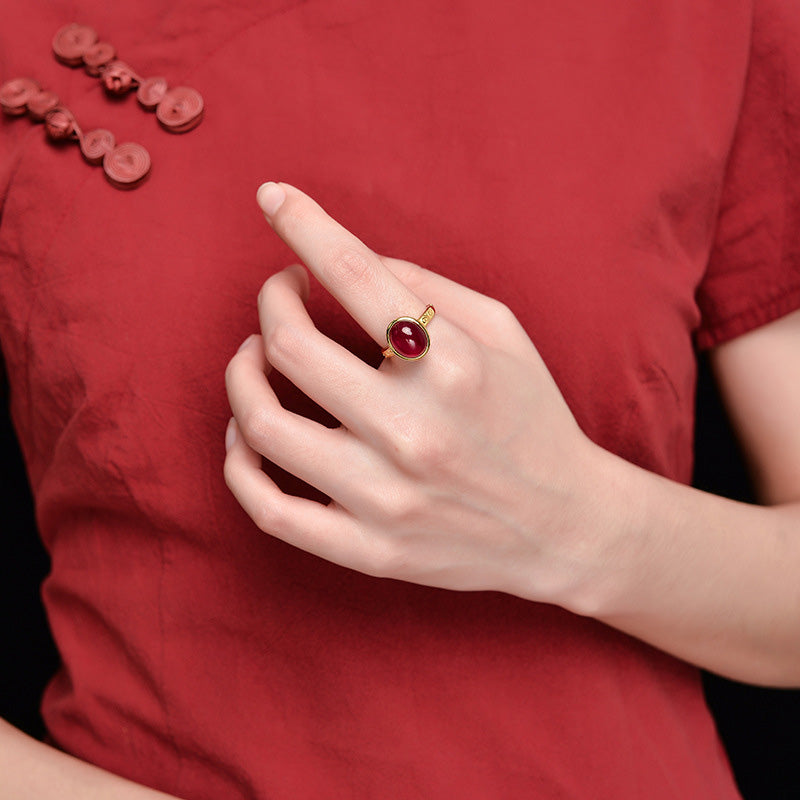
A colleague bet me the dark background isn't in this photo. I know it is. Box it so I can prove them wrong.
[693,354,800,800]
[1,355,799,798]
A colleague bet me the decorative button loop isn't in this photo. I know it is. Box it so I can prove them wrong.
[52,22,204,133]
[1,77,151,190]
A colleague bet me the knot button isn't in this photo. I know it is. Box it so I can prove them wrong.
[101,61,138,95]
[44,106,79,141]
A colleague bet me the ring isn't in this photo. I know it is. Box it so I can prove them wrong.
[382,305,435,360]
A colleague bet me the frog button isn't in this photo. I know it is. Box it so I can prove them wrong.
[44,106,79,141]
[83,42,117,76]
[101,60,139,95]
[80,129,116,165]
[53,23,98,66]
[0,78,41,116]
[103,142,151,189]
[137,77,169,111]
[27,90,61,122]
[156,87,204,133]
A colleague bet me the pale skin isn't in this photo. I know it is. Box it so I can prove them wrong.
[2,181,799,798]
[0,718,182,798]
[224,181,800,689]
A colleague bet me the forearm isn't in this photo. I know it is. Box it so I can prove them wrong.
[557,445,800,687]
[0,718,182,800]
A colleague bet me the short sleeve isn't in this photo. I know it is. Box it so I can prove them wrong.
[695,0,800,350]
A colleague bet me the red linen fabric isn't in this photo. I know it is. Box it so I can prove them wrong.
[1,1,798,798]
[695,0,800,348]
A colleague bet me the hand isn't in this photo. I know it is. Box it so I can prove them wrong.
[224,183,610,605]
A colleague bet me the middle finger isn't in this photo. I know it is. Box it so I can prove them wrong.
[258,264,394,440]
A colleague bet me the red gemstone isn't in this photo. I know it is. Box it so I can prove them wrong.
[388,318,429,359]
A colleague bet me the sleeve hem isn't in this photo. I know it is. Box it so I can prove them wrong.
[695,283,800,350]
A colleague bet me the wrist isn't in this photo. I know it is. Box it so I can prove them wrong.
[564,443,662,620]
[505,437,644,616]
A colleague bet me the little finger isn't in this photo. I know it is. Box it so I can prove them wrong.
[226,335,374,504]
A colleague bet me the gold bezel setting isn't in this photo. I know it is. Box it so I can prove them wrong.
[382,305,435,360]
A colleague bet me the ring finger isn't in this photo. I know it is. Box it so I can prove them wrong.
[257,264,395,441]
[226,335,384,507]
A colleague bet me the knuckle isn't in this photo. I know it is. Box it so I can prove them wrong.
[224,356,238,391]
[390,258,424,290]
[414,433,458,475]
[371,482,418,523]
[222,451,237,489]
[364,535,408,579]
[386,417,457,477]
[251,500,281,535]
[486,298,526,338]
[435,344,484,396]
[237,404,276,452]
[257,272,281,309]
[383,415,424,468]
[324,245,376,290]
[224,345,257,393]
[262,321,301,368]
[488,298,515,324]
[257,281,268,309]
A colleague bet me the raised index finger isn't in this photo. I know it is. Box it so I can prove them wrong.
[256,182,426,346]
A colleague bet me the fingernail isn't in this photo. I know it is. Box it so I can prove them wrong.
[257,182,286,218]
[237,334,255,353]
[225,418,237,452]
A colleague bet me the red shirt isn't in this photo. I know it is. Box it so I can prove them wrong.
[1,1,799,797]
